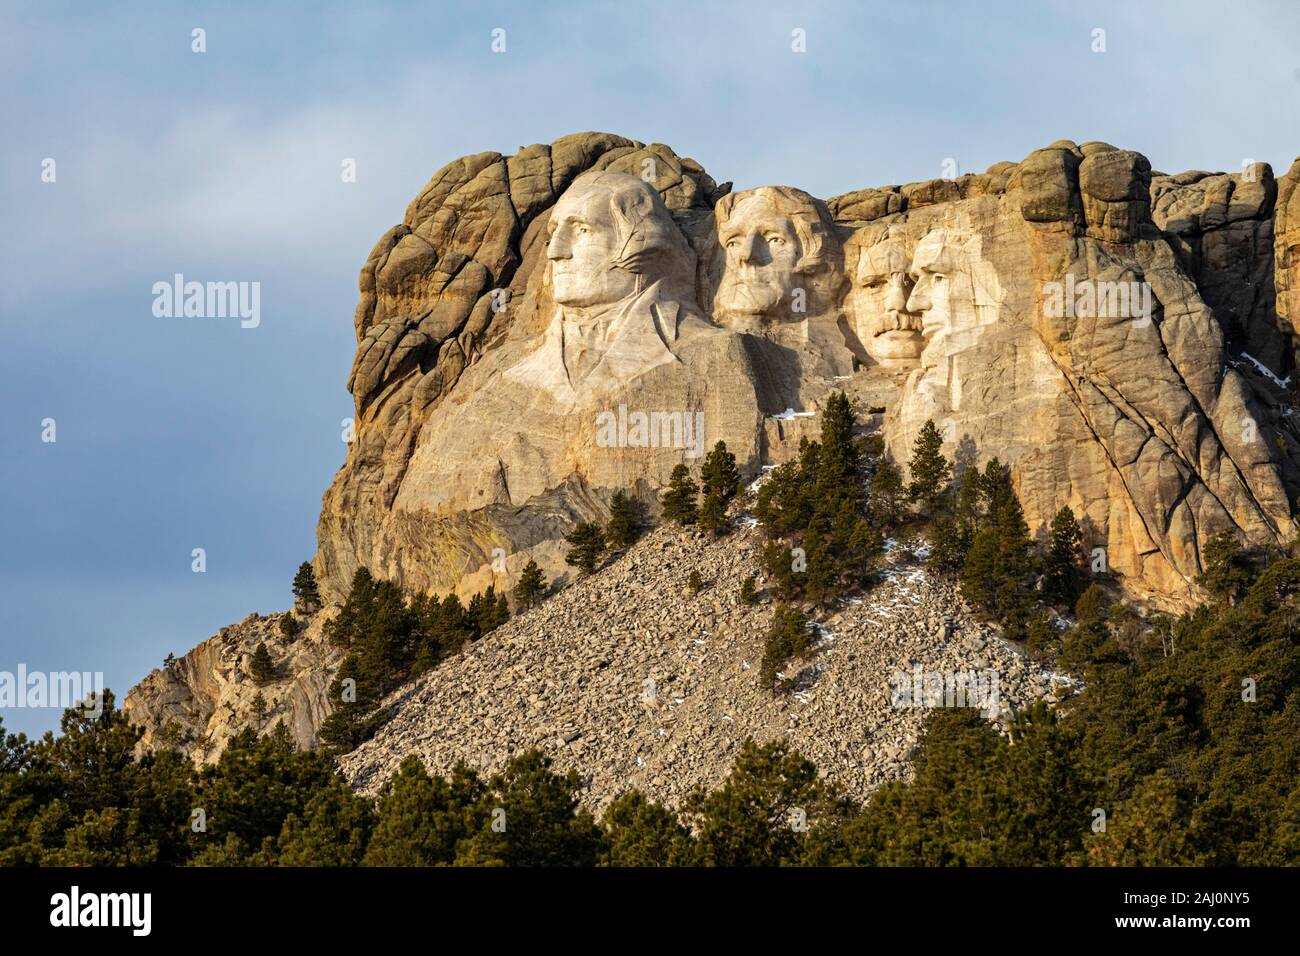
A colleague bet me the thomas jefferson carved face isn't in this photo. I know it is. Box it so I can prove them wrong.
[848,228,924,367]
[546,171,685,309]
[713,186,840,327]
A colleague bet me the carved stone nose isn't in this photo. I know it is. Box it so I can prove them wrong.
[885,274,909,314]
[547,230,572,260]
[738,233,763,263]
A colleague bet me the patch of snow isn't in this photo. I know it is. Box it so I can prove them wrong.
[1237,352,1291,388]
[771,408,816,421]
[747,465,778,493]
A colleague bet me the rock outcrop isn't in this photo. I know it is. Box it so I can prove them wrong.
[123,611,340,762]
[318,133,1300,611]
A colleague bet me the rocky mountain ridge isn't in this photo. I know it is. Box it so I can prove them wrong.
[126,132,1300,778]
[123,611,339,760]
[317,132,1300,613]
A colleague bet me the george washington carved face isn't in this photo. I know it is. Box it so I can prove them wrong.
[712,186,842,328]
[545,171,688,309]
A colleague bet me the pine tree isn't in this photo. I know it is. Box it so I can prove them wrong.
[697,488,728,537]
[292,562,321,611]
[1195,530,1253,604]
[980,458,1015,515]
[324,568,377,649]
[760,605,814,692]
[701,441,741,504]
[870,457,907,526]
[815,392,865,513]
[760,541,799,600]
[250,642,276,685]
[802,529,835,606]
[277,782,375,867]
[469,585,509,638]
[755,439,820,537]
[1042,506,1086,607]
[991,495,1035,640]
[687,569,706,594]
[929,465,985,572]
[250,691,268,730]
[564,521,606,574]
[435,593,474,654]
[683,739,831,866]
[661,464,699,525]
[601,791,697,866]
[453,750,604,867]
[605,491,646,549]
[512,559,548,611]
[907,419,952,510]
[317,654,379,752]
[960,525,1000,613]
[845,518,886,585]
[739,575,758,605]
[362,757,487,866]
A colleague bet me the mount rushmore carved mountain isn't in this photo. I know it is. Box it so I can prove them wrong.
[127,131,1300,767]
[318,131,1300,609]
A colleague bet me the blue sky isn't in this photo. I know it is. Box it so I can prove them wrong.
[2,0,1297,737]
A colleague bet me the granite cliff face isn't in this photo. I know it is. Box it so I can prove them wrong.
[127,133,1300,763]
[317,132,1300,611]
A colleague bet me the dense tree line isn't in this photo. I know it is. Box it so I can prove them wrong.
[4,536,1298,865]
[317,569,509,752]
[8,399,1293,865]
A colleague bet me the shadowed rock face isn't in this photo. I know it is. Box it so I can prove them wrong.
[317,131,1300,610]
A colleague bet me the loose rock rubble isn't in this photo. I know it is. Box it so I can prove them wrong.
[340,523,1064,811]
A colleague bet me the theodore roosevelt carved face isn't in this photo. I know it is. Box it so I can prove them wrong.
[846,224,924,367]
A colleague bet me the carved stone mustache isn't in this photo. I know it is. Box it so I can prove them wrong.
[876,309,924,333]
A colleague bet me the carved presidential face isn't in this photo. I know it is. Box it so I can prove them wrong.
[545,171,692,311]
[848,229,924,367]
[905,228,1001,368]
[547,181,643,308]
[712,186,840,328]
